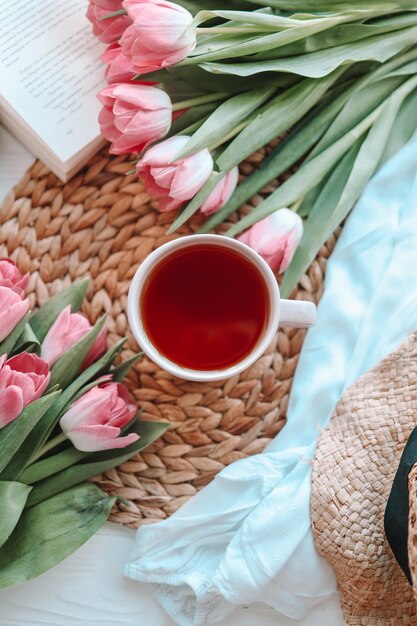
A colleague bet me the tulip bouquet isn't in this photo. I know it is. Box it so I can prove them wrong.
[89,0,417,289]
[0,259,168,587]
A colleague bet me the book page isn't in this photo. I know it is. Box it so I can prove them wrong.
[0,0,106,164]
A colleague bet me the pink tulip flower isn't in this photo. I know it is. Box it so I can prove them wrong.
[136,135,213,212]
[0,286,30,342]
[59,382,139,452]
[238,208,303,273]
[0,353,50,428]
[98,83,172,155]
[200,167,239,217]
[41,306,107,369]
[86,0,131,43]
[101,43,137,84]
[0,258,29,293]
[120,0,196,75]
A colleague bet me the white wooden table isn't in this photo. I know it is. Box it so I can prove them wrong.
[0,126,345,626]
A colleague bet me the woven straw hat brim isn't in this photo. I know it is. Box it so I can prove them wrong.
[311,331,417,626]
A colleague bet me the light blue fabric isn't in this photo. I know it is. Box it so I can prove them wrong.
[125,133,417,626]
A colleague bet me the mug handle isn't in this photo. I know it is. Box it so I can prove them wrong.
[279,299,316,328]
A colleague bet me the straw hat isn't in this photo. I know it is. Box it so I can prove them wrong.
[311,331,417,625]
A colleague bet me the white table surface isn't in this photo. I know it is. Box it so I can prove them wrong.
[0,125,346,625]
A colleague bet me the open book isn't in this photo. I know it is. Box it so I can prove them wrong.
[0,0,106,182]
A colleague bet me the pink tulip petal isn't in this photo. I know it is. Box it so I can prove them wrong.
[98,106,121,143]
[122,0,196,67]
[237,209,303,273]
[280,228,301,272]
[81,327,108,371]
[0,296,30,342]
[87,0,131,43]
[169,150,213,201]
[41,307,92,367]
[0,353,50,415]
[140,135,189,166]
[67,425,139,452]
[200,167,239,216]
[139,169,168,197]
[60,388,113,431]
[0,386,24,428]
[59,382,138,451]
[158,195,183,212]
[151,165,176,189]
[98,84,172,155]
[8,371,36,404]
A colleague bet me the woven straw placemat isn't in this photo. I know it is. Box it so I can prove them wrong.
[0,145,336,527]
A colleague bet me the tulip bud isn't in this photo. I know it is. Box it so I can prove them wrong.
[200,167,239,217]
[0,353,50,428]
[0,286,30,343]
[238,208,303,273]
[59,382,139,452]
[98,83,172,155]
[136,135,213,212]
[41,306,107,369]
[86,0,131,43]
[121,0,196,74]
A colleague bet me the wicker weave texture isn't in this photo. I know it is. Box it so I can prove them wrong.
[0,146,335,526]
[312,332,417,625]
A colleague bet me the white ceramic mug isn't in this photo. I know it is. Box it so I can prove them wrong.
[127,234,316,382]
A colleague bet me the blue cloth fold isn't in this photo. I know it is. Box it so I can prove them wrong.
[125,133,417,625]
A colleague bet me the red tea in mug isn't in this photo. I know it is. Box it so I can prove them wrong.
[140,244,270,371]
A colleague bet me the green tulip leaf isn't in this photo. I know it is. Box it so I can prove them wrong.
[145,64,299,94]
[174,85,277,158]
[168,102,219,138]
[0,392,60,476]
[0,481,32,548]
[198,82,352,233]
[244,0,417,9]
[280,74,417,297]
[169,72,340,233]
[111,353,143,382]
[29,278,89,343]
[183,8,387,65]
[224,90,382,239]
[20,448,88,485]
[10,323,41,356]
[308,75,404,159]
[0,312,31,357]
[0,483,115,588]
[216,70,342,172]
[251,13,417,61]
[200,25,417,78]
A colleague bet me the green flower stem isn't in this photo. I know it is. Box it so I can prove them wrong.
[196,26,262,34]
[29,433,68,465]
[172,92,228,112]
[100,9,127,20]
[290,197,304,213]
